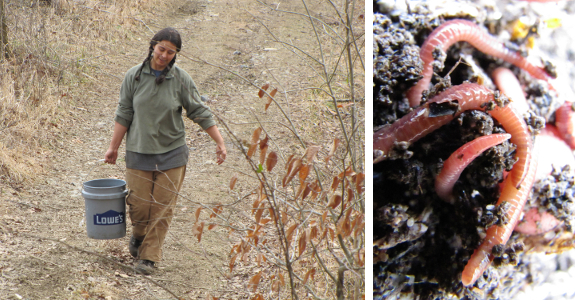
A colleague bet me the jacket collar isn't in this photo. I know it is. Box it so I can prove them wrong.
[142,61,175,79]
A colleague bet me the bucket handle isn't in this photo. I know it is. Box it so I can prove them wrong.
[79,159,126,195]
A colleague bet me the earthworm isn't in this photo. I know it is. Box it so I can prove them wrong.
[406,19,553,107]
[491,67,529,114]
[374,82,532,189]
[435,134,511,203]
[490,67,534,187]
[461,145,538,286]
[514,207,561,235]
[555,102,575,149]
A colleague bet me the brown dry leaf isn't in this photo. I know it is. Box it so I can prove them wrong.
[259,135,269,149]
[325,138,340,164]
[251,294,264,300]
[256,182,263,204]
[303,268,316,285]
[298,164,310,184]
[265,88,277,111]
[281,209,288,225]
[286,223,298,246]
[331,176,341,192]
[251,127,262,144]
[229,253,238,273]
[268,208,276,222]
[301,183,312,201]
[285,157,297,175]
[278,272,285,286]
[322,211,328,226]
[357,249,365,267]
[255,202,265,224]
[258,84,269,98]
[285,159,302,186]
[289,159,303,177]
[210,205,223,218]
[337,208,353,237]
[195,207,202,223]
[339,166,356,178]
[281,174,288,188]
[355,221,365,238]
[310,225,318,240]
[354,172,365,194]
[266,151,278,172]
[259,145,268,166]
[347,187,354,204]
[309,190,319,202]
[248,271,263,293]
[310,180,322,193]
[352,213,364,232]
[285,154,295,170]
[252,198,261,215]
[260,217,272,225]
[208,223,217,230]
[296,183,306,200]
[298,230,307,257]
[327,193,342,209]
[328,227,335,241]
[230,174,238,190]
[304,145,321,163]
[193,222,205,242]
[247,143,258,158]
[321,228,328,240]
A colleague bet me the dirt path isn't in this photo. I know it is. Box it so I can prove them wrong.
[0,1,364,299]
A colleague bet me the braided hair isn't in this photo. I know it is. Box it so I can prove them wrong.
[134,27,182,84]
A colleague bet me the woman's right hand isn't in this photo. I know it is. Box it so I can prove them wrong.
[104,148,118,164]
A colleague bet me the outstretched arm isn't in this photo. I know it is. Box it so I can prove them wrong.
[204,125,226,165]
[104,122,128,164]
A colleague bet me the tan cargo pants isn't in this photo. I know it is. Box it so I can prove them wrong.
[125,166,186,262]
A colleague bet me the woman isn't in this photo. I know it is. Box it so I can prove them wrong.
[104,27,226,275]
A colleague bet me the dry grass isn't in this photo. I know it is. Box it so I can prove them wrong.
[0,0,165,186]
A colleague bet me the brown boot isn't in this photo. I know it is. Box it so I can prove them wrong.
[128,236,142,258]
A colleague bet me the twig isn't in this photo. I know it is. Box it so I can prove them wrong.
[29,255,59,267]
[255,0,345,43]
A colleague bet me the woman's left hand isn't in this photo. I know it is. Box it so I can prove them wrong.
[216,144,227,165]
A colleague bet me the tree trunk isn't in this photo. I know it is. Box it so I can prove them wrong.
[1,0,9,59]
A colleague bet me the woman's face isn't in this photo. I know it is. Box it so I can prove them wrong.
[150,40,177,71]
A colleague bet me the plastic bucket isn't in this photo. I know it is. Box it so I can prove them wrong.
[82,178,128,239]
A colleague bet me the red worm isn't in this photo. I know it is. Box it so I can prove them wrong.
[406,19,553,107]
[461,147,538,286]
[491,67,529,114]
[374,82,532,189]
[555,102,575,149]
[514,207,562,235]
[435,134,511,202]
